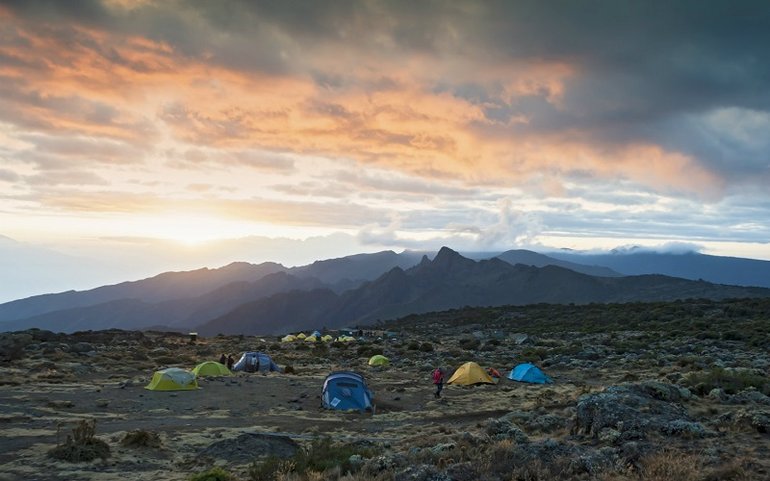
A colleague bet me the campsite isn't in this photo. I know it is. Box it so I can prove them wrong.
[0,298,769,480]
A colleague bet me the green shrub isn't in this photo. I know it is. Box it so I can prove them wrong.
[459,338,480,350]
[248,437,372,480]
[190,467,233,481]
[121,429,161,448]
[407,341,421,351]
[419,342,433,352]
[685,368,770,396]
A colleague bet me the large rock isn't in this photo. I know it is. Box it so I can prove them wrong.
[69,342,95,354]
[0,333,34,361]
[394,465,450,481]
[486,416,529,443]
[573,382,696,440]
[198,433,298,463]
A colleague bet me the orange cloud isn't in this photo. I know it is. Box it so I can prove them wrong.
[0,6,724,201]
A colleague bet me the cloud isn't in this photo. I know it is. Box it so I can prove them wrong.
[610,242,705,255]
[1,0,770,260]
[357,197,543,251]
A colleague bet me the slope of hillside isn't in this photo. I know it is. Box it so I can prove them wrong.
[289,250,424,286]
[496,249,621,277]
[0,262,287,323]
[0,250,427,328]
[548,250,770,288]
[1,272,325,333]
[196,247,770,335]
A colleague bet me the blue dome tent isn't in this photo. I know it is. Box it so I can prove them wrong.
[322,371,373,412]
[508,363,552,384]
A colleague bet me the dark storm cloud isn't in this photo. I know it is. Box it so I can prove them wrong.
[3,0,770,185]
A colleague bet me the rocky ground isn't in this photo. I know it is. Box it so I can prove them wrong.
[0,299,768,480]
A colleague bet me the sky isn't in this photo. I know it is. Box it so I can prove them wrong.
[1,1,770,302]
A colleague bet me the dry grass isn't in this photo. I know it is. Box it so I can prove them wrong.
[48,419,110,463]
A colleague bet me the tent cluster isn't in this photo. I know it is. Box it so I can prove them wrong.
[144,352,281,391]
[281,332,354,343]
[446,361,552,386]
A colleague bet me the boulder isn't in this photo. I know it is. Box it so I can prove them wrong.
[198,433,298,463]
[69,342,95,354]
[394,465,450,481]
[573,382,694,439]
[486,417,529,443]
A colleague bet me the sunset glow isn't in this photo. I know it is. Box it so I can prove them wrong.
[1,1,770,301]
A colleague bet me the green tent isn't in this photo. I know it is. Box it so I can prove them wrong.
[368,355,390,366]
[145,368,199,391]
[192,361,232,377]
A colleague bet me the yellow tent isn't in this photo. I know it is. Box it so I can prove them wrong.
[447,362,495,386]
[368,355,390,366]
[192,361,232,377]
[296,333,307,339]
[336,335,356,342]
[145,368,199,391]
[305,335,318,342]
[281,334,297,343]
[321,334,333,342]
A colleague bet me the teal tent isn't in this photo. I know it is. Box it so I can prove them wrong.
[322,371,373,412]
[508,363,552,384]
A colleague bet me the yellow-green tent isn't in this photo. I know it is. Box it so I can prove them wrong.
[305,335,318,342]
[336,335,356,343]
[145,368,199,391]
[296,333,307,339]
[192,361,232,377]
[281,334,297,343]
[368,355,390,366]
[321,334,333,342]
[447,362,495,386]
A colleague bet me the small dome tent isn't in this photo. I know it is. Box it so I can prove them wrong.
[311,330,322,338]
[368,355,390,366]
[192,361,232,377]
[296,333,307,339]
[281,334,297,343]
[321,334,333,342]
[508,363,552,384]
[305,335,318,343]
[447,362,495,386]
[322,371,373,412]
[145,368,199,391]
[232,352,281,373]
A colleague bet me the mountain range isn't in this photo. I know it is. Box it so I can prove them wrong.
[2,246,770,334]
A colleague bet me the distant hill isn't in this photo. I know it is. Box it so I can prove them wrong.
[196,247,770,335]
[495,249,621,277]
[5,246,770,335]
[0,262,287,323]
[2,272,327,333]
[0,250,425,332]
[547,249,770,288]
[288,250,424,291]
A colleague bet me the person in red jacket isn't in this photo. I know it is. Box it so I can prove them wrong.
[432,367,444,399]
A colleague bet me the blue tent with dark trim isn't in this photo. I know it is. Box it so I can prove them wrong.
[508,363,552,384]
[232,352,280,373]
[322,371,373,412]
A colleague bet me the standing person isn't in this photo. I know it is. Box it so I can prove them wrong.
[226,354,235,370]
[219,353,226,365]
[432,367,444,399]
